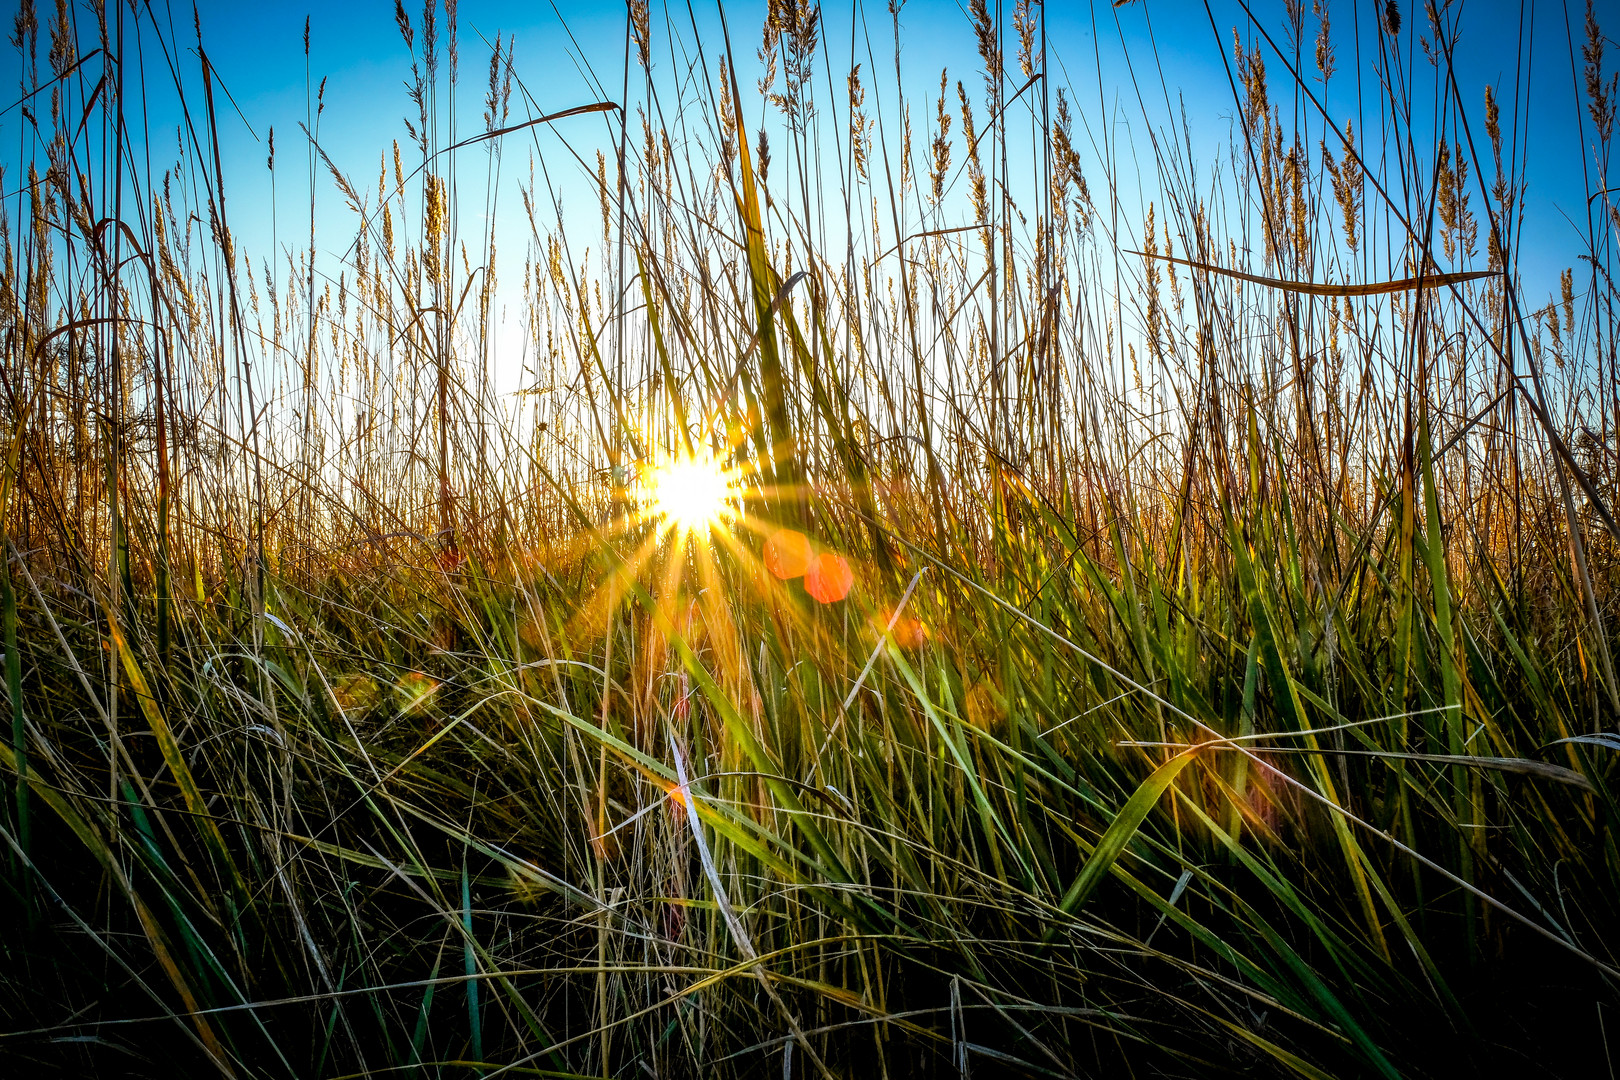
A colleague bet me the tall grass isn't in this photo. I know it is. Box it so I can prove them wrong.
[2,0,1618,1075]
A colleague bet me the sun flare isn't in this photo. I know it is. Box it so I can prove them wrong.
[644,455,735,535]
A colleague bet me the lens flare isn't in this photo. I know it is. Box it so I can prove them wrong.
[764,529,812,579]
[804,552,854,603]
[645,455,735,535]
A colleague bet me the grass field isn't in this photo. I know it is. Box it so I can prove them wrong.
[2,0,1619,1075]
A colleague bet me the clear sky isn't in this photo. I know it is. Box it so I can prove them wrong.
[2,0,1611,387]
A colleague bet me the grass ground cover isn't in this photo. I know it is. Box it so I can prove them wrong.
[2,0,1619,1075]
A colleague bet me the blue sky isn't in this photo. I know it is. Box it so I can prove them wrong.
[2,0,1611,383]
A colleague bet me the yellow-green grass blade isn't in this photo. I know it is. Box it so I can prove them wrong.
[1053,748,1199,920]
[1228,511,1391,962]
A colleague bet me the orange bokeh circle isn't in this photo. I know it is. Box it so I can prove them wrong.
[764,529,812,579]
[804,552,854,603]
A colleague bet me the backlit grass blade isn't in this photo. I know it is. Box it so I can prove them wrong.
[719,23,796,521]
[1227,508,1392,961]
[3,557,27,884]
[1053,748,1198,920]
[462,859,482,1066]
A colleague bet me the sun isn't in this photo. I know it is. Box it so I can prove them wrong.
[644,454,736,535]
